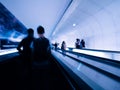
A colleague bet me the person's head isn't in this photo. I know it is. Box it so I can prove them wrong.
[62,41,65,44]
[27,28,34,37]
[76,38,80,42]
[37,26,45,37]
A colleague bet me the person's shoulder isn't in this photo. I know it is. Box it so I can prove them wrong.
[39,37,49,41]
[35,38,39,40]
[21,37,27,42]
[44,37,49,41]
[44,38,50,43]
[33,38,39,42]
[23,36,30,40]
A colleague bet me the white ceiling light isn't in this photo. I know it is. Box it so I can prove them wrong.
[73,23,76,26]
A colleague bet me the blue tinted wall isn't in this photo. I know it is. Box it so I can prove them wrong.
[0,2,27,42]
[51,0,120,51]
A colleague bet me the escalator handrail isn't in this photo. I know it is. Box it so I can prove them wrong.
[55,50,120,82]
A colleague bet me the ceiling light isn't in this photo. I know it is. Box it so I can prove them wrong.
[73,23,76,27]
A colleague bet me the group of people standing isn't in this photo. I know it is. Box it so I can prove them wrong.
[53,38,85,51]
[16,25,86,89]
[75,38,85,49]
[53,41,66,51]
[17,25,51,71]
[17,25,51,89]
[17,26,85,67]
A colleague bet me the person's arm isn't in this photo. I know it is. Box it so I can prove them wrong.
[17,39,24,53]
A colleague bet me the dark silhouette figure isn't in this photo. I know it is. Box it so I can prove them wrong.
[80,39,85,48]
[61,41,66,54]
[32,25,51,90]
[17,28,34,64]
[17,28,34,89]
[32,26,51,63]
[54,42,59,50]
[75,38,81,49]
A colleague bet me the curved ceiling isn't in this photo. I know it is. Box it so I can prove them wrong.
[0,0,72,38]
[51,0,115,38]
[50,0,120,51]
[1,0,120,51]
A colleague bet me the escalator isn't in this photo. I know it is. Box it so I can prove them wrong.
[0,52,73,90]
[1,48,120,90]
[52,48,120,90]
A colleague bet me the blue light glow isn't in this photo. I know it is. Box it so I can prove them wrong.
[0,49,18,56]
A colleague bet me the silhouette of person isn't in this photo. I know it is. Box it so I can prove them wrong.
[75,38,81,49]
[17,28,34,64]
[54,42,59,50]
[32,25,51,67]
[80,39,85,48]
[31,25,51,90]
[17,28,34,89]
[61,41,66,54]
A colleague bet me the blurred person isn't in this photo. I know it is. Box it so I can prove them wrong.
[54,42,59,50]
[75,38,81,49]
[17,28,34,89]
[61,41,66,54]
[32,25,51,67]
[17,28,34,64]
[31,25,51,90]
[80,39,85,48]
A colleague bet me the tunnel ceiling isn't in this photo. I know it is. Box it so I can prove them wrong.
[0,0,72,38]
[0,0,115,40]
[51,0,115,38]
